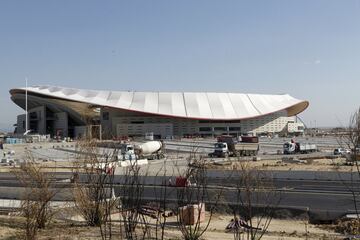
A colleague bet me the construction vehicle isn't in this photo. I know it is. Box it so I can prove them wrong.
[283,140,317,154]
[118,144,137,161]
[118,141,165,161]
[135,140,165,160]
[210,135,259,158]
[87,141,163,173]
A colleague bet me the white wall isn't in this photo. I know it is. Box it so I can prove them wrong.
[288,122,305,133]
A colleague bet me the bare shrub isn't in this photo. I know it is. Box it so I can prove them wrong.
[337,107,360,233]
[13,153,59,239]
[152,156,175,240]
[335,219,360,235]
[72,139,118,239]
[232,161,281,240]
[340,107,360,161]
[117,160,149,240]
[175,153,223,240]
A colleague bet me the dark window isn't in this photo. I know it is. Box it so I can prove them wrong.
[200,120,240,124]
[30,121,38,132]
[102,112,109,120]
[220,120,240,124]
[22,121,25,129]
[229,127,241,131]
[199,127,212,132]
[198,120,210,123]
[131,121,145,124]
[29,112,37,119]
[214,127,227,131]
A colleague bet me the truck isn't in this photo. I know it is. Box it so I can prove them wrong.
[210,135,259,158]
[283,140,317,154]
[118,144,137,161]
[118,141,165,161]
[134,140,165,160]
[86,141,163,173]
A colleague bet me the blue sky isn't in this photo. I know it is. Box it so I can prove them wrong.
[0,0,359,131]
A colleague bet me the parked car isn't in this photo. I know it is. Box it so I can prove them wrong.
[334,148,351,155]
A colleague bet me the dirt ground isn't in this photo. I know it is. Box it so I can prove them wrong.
[2,155,354,176]
[208,157,357,173]
[1,141,356,174]
[156,213,343,240]
[0,213,343,240]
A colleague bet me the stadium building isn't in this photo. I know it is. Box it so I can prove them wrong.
[10,86,308,139]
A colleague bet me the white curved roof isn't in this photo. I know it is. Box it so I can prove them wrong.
[10,85,309,120]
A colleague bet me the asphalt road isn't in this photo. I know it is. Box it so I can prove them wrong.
[0,169,358,221]
[0,182,355,222]
[1,170,358,191]
[132,184,357,222]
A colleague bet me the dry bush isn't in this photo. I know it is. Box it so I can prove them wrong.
[335,219,360,235]
[13,153,59,239]
[72,138,118,239]
[152,158,174,240]
[175,153,223,240]
[232,161,281,240]
[118,160,149,240]
[337,107,360,229]
[73,185,108,226]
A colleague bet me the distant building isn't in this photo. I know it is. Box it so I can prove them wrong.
[287,120,305,135]
[10,86,309,139]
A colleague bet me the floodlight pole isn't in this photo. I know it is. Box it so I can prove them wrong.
[25,77,28,133]
[99,124,102,141]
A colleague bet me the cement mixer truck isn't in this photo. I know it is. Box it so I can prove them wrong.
[118,141,165,160]
[134,141,165,160]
